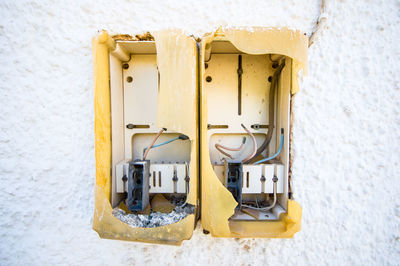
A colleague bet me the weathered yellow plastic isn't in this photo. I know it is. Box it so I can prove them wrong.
[200,27,307,238]
[92,30,198,245]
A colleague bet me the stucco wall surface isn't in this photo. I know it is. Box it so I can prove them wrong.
[0,0,399,265]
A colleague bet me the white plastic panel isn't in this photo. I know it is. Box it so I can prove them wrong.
[149,164,174,193]
[242,165,262,194]
[176,164,187,193]
[205,50,292,212]
[110,54,125,206]
[115,162,130,193]
[263,164,275,193]
[240,164,283,194]
[115,162,125,193]
[274,164,284,194]
[116,162,189,194]
[204,54,277,163]
[109,42,192,208]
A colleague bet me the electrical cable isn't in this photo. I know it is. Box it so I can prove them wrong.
[143,136,177,154]
[215,146,234,159]
[143,133,189,159]
[215,137,246,159]
[253,129,284,165]
[216,137,246,151]
[142,128,166,160]
[241,179,277,211]
[244,60,286,164]
[241,124,257,163]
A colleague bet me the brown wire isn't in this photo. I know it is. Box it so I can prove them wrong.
[245,60,285,164]
[142,128,166,160]
[215,145,234,159]
[215,137,246,159]
[241,124,257,163]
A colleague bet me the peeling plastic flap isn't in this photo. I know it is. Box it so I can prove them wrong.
[92,30,198,245]
[206,27,308,94]
[153,30,198,205]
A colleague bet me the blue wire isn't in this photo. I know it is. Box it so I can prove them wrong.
[254,132,284,165]
[143,136,180,154]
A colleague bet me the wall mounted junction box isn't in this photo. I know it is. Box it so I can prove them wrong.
[93,27,307,244]
[92,30,198,245]
[200,28,307,238]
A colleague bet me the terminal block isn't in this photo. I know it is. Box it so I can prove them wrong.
[127,160,150,211]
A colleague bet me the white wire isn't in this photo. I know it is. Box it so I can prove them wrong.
[241,181,277,211]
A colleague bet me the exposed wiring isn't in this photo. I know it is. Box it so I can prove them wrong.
[241,124,257,163]
[245,60,285,164]
[142,128,166,160]
[215,137,246,159]
[253,129,284,165]
[215,146,234,159]
[242,177,277,211]
[216,137,246,151]
[144,136,179,153]
[143,133,189,159]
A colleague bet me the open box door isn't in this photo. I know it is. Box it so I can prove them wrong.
[200,27,307,238]
[92,30,198,245]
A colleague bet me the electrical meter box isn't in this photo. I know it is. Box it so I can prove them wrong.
[93,27,307,244]
[92,30,198,245]
[200,28,307,238]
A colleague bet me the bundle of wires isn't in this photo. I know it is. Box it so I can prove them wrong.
[244,59,286,164]
[142,128,189,160]
[253,128,284,165]
[214,124,257,162]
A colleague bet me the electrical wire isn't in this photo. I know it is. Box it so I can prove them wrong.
[253,129,284,165]
[241,124,257,163]
[215,137,246,159]
[215,146,234,159]
[142,128,166,160]
[143,136,179,155]
[245,60,286,164]
[143,133,189,159]
[216,137,246,151]
[241,180,277,211]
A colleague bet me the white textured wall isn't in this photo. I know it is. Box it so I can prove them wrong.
[0,0,399,265]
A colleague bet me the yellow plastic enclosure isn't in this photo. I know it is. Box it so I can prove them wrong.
[92,30,198,245]
[200,28,307,238]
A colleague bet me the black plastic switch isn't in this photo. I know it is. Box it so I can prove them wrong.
[225,162,243,209]
[127,160,150,211]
